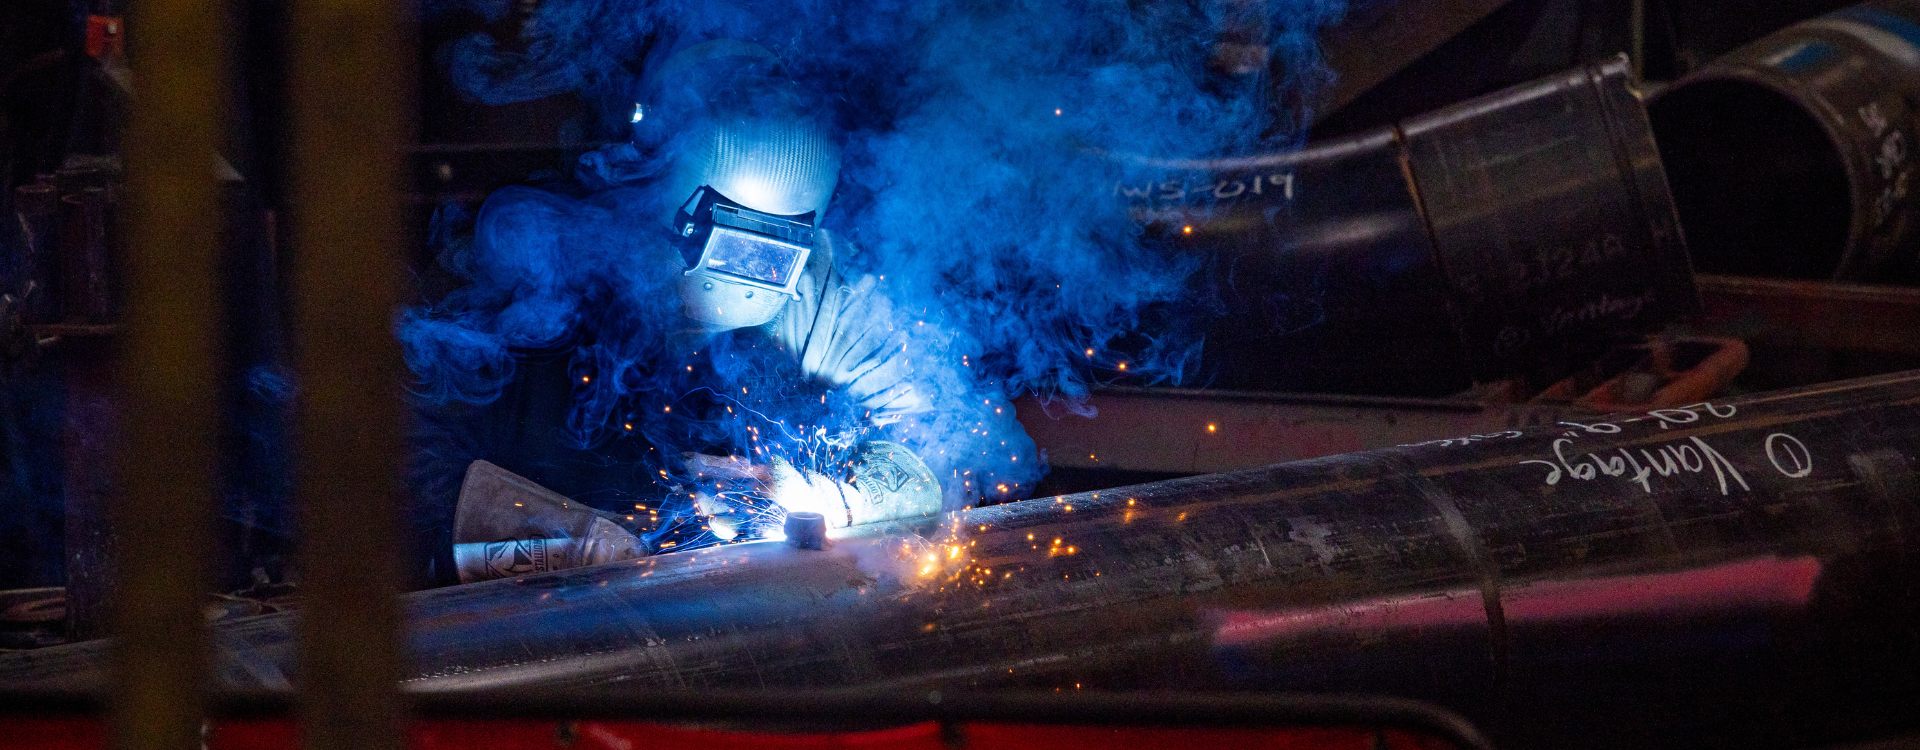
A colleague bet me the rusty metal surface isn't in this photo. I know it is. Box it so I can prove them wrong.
[285,0,413,749]
[11,370,1920,748]
[114,2,228,750]
[1017,389,1590,475]
[1695,273,1920,353]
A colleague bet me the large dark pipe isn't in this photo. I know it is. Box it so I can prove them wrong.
[1141,55,1695,397]
[1650,0,1920,282]
[11,370,1920,748]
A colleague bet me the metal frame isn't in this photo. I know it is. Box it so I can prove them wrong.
[112,0,413,749]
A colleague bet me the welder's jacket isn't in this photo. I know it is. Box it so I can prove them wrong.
[764,231,930,423]
[408,231,951,586]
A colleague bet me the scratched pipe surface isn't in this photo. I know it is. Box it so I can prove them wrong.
[1140,55,1695,397]
[9,372,1920,748]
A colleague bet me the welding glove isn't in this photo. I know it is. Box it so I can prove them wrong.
[683,452,768,541]
[451,460,646,583]
[770,441,940,528]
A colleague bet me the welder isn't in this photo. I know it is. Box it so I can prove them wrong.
[405,40,1035,586]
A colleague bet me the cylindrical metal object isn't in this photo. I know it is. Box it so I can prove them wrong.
[1649,0,1920,282]
[61,339,117,644]
[57,183,112,324]
[11,180,58,323]
[1136,55,1696,396]
[784,511,829,550]
[12,371,1920,748]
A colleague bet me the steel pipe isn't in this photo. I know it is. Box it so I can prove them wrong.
[1135,55,1695,396]
[1650,0,1920,282]
[12,370,1920,748]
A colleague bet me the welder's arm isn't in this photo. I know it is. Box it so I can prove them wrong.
[766,231,1041,511]
[767,233,929,424]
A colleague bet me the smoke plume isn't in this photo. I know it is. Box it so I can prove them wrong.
[402,0,1348,555]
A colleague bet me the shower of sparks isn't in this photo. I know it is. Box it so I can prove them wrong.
[634,385,876,555]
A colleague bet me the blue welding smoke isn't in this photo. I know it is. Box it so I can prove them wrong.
[403,0,1348,556]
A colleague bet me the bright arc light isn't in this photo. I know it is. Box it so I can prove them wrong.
[631,103,645,123]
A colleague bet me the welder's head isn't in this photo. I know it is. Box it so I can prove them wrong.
[639,40,842,331]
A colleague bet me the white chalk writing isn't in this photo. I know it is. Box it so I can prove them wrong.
[1397,431,1524,449]
[1538,290,1657,336]
[1861,101,1913,223]
[1555,401,1738,435]
[1765,433,1814,478]
[1522,435,1750,495]
[1114,173,1295,206]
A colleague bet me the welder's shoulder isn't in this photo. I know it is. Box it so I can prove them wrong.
[805,227,852,285]
[785,229,882,307]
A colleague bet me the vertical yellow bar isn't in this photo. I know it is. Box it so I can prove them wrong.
[115,0,227,748]
[287,0,414,748]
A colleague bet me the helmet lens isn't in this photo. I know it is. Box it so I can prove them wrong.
[701,226,806,287]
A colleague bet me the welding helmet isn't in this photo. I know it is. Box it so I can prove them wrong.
[642,40,842,330]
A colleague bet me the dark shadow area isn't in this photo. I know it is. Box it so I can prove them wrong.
[1650,79,1851,279]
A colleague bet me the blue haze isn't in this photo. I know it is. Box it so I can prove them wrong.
[402,0,1348,550]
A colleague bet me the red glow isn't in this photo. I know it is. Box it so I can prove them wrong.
[1212,556,1821,647]
[6,717,1454,750]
